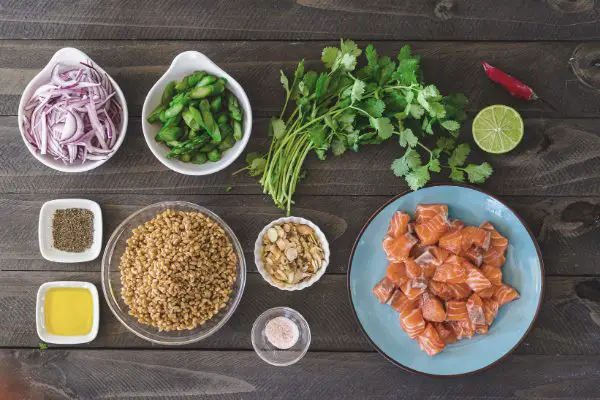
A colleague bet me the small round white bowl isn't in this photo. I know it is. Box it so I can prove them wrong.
[142,51,252,175]
[17,47,129,173]
[254,216,330,291]
[251,307,311,366]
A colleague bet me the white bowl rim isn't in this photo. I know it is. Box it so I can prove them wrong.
[17,46,129,173]
[254,216,330,291]
[141,50,253,176]
[101,200,247,345]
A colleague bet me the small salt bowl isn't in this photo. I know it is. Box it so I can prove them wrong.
[251,307,311,366]
[39,198,103,263]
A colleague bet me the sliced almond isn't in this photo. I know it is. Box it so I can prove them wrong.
[285,247,298,261]
[297,224,313,236]
[267,228,278,243]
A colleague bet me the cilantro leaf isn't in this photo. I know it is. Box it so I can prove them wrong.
[464,162,493,183]
[249,157,266,176]
[399,128,418,148]
[409,104,425,119]
[428,158,441,173]
[280,70,290,95]
[436,137,455,153]
[341,53,358,71]
[397,45,412,62]
[448,143,471,167]
[405,148,422,169]
[38,342,48,350]
[391,158,409,177]
[308,125,327,147]
[245,152,262,163]
[331,139,346,156]
[362,98,385,118]
[405,166,430,190]
[450,168,466,182]
[351,79,366,103]
[340,39,362,57]
[225,186,233,193]
[321,47,339,69]
[371,117,394,140]
[441,120,460,132]
[315,73,330,99]
[271,118,286,139]
[365,44,378,68]
[430,101,446,118]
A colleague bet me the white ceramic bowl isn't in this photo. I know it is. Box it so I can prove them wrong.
[38,198,103,263]
[142,51,252,175]
[17,47,129,173]
[254,217,330,291]
[36,281,100,345]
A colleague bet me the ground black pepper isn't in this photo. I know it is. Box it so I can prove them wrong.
[52,208,94,252]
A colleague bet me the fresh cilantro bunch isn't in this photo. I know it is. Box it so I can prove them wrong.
[238,40,493,214]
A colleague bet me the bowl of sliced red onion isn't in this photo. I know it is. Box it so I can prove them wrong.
[18,47,128,173]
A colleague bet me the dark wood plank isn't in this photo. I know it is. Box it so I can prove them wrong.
[0,40,597,118]
[1,350,599,399]
[1,1,599,41]
[1,271,599,356]
[2,116,600,197]
[1,194,599,276]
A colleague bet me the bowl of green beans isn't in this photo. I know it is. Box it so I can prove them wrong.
[142,51,252,175]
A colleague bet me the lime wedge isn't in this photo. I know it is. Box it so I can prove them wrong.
[472,105,523,154]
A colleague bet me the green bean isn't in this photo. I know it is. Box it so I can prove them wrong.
[190,85,215,99]
[216,113,228,124]
[218,122,233,140]
[218,136,235,151]
[159,110,167,123]
[196,75,217,87]
[207,149,222,162]
[188,129,198,139]
[175,80,189,92]
[199,100,222,143]
[227,93,243,122]
[165,103,184,119]
[161,81,176,106]
[166,135,209,158]
[147,105,165,124]
[233,120,243,140]
[210,96,222,113]
[166,140,183,148]
[157,126,181,142]
[186,71,207,87]
[199,143,217,153]
[212,81,225,95]
[164,115,181,128]
[181,153,191,162]
[192,152,208,164]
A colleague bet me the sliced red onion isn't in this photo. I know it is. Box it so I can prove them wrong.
[22,61,122,165]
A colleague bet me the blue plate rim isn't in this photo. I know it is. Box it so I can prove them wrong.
[346,183,545,378]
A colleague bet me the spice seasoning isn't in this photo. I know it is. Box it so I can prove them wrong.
[52,208,94,252]
[265,316,299,350]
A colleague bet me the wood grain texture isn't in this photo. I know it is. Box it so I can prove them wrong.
[2,116,600,197]
[1,271,600,355]
[0,40,597,118]
[1,0,599,41]
[1,350,600,399]
[1,194,599,276]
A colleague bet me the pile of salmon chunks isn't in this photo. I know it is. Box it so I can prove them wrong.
[373,204,519,356]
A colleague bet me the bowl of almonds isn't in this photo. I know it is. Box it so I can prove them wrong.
[255,217,330,290]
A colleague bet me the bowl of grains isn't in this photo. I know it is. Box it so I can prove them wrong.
[254,217,329,291]
[101,201,245,345]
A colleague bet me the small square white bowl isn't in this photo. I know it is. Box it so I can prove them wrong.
[36,281,100,345]
[39,199,103,263]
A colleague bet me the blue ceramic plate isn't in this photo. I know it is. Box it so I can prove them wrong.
[348,184,544,376]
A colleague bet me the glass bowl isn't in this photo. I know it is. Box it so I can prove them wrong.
[101,201,246,345]
[251,307,311,366]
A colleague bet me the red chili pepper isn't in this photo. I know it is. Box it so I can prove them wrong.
[481,61,538,101]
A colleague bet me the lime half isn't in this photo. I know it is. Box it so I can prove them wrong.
[472,105,523,154]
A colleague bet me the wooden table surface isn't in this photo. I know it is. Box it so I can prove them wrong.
[1,1,600,398]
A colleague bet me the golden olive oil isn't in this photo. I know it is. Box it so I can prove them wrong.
[44,288,93,336]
